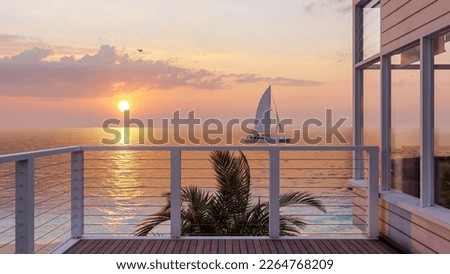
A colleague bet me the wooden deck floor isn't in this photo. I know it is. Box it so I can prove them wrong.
[64,239,402,254]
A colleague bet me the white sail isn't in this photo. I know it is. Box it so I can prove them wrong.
[254,85,272,134]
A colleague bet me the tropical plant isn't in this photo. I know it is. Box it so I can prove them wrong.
[134,150,326,236]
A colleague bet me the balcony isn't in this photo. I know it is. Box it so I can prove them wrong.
[0,145,394,254]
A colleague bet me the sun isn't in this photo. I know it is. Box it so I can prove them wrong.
[118,100,130,112]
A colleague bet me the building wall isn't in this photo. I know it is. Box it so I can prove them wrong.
[379,199,450,253]
[381,0,450,52]
[351,182,450,253]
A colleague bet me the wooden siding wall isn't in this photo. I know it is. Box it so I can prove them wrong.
[381,0,450,52]
[379,199,450,253]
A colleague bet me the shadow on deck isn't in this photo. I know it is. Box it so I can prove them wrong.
[64,239,402,254]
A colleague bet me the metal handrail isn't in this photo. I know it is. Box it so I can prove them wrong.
[0,145,379,253]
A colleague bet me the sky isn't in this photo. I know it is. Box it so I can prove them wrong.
[0,0,354,128]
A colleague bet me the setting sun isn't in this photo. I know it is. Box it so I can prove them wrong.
[118,100,130,112]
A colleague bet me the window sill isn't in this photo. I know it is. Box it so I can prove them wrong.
[380,190,450,230]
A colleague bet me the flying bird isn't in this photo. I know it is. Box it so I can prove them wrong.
[137,49,143,52]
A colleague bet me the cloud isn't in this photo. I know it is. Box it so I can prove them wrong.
[78,45,116,64]
[232,74,322,86]
[304,0,352,15]
[3,47,54,63]
[0,45,320,98]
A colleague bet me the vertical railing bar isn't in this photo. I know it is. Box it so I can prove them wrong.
[170,148,181,238]
[269,148,280,238]
[381,54,391,191]
[367,147,379,239]
[71,151,84,238]
[15,158,35,254]
[420,36,435,207]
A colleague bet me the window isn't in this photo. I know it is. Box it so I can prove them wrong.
[434,30,450,209]
[390,44,421,198]
[363,0,381,59]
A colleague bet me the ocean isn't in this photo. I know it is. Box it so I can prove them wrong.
[0,128,372,253]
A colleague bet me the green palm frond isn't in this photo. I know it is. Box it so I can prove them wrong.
[279,192,326,213]
[134,150,327,237]
[134,192,171,236]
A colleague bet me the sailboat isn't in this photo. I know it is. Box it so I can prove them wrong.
[243,85,291,144]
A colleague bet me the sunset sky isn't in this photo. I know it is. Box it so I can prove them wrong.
[0,0,353,128]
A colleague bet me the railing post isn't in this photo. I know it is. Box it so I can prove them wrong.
[269,148,280,238]
[15,159,35,254]
[170,149,181,238]
[71,151,84,238]
[367,147,379,239]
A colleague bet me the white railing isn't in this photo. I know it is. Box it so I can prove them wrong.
[0,145,379,254]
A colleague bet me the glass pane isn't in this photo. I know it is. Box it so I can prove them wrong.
[434,31,450,209]
[390,45,420,198]
[363,64,381,146]
[363,0,381,59]
[363,63,381,179]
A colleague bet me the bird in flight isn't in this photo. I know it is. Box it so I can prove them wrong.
[137,49,143,52]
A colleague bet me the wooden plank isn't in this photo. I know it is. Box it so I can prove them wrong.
[125,240,140,254]
[112,240,130,254]
[88,240,108,254]
[88,239,110,254]
[301,240,316,254]
[211,240,220,254]
[382,0,436,32]
[273,240,286,254]
[346,240,370,254]
[334,240,355,254]
[103,239,122,254]
[382,0,410,19]
[173,240,183,254]
[157,240,170,254]
[379,204,450,252]
[260,240,272,254]
[307,240,325,254]
[119,240,136,254]
[239,240,247,254]
[64,240,84,254]
[203,240,211,254]
[187,240,197,254]
[225,240,233,254]
[382,1,450,46]
[246,240,256,254]
[280,240,293,253]
[71,240,92,254]
[379,217,439,253]
[180,240,191,254]
[375,238,403,253]
[320,240,338,254]
[165,240,177,254]
[81,240,99,254]
[132,240,149,254]
[358,240,383,254]
[195,240,205,254]
[328,240,348,254]
[231,240,239,254]
[96,240,115,254]
[266,240,279,253]
[286,240,302,253]
[314,240,330,253]
[148,240,162,254]
[292,240,309,253]
[253,240,263,254]
[68,239,402,254]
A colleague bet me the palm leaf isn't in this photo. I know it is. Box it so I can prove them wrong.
[134,192,171,236]
[134,150,327,237]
